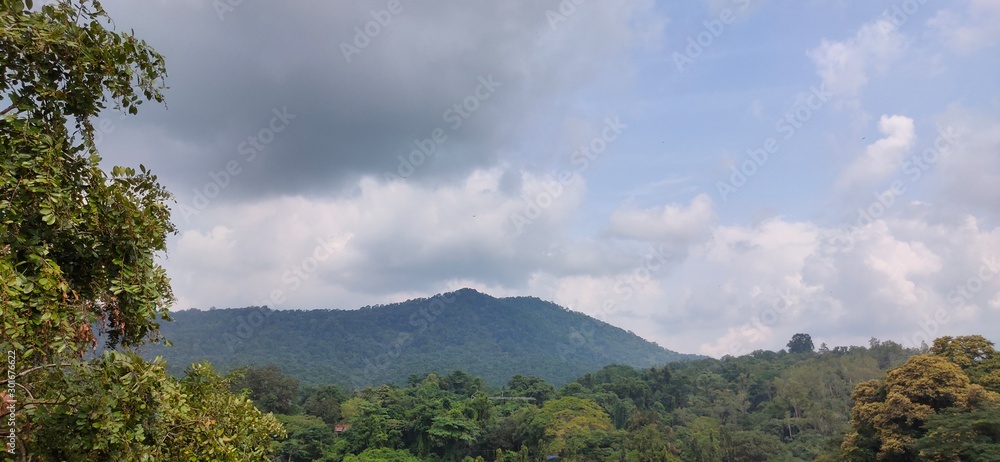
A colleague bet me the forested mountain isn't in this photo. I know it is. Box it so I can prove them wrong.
[140,288,701,387]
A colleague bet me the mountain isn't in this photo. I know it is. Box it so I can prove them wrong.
[139,288,701,388]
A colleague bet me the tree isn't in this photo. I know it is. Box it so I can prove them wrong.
[931,335,1000,392]
[342,447,423,462]
[25,356,284,461]
[841,353,999,461]
[232,364,300,415]
[302,384,346,426]
[787,333,815,354]
[915,400,1000,461]
[1,1,283,458]
[2,0,172,364]
[506,374,555,404]
[533,396,614,457]
[272,414,336,462]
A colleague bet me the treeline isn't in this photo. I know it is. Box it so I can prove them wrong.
[238,334,1000,461]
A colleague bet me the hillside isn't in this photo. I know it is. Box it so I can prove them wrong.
[139,288,701,387]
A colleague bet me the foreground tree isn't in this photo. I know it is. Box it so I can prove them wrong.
[842,350,1000,461]
[931,335,1000,392]
[1,1,283,458]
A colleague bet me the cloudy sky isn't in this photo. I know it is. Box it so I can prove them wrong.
[96,0,1000,357]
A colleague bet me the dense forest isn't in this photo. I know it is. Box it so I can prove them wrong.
[234,334,1000,461]
[139,288,701,387]
[4,1,1000,461]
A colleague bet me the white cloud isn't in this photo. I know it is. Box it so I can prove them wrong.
[928,0,1000,54]
[808,19,907,103]
[837,114,916,191]
[931,107,1000,216]
[605,194,715,244]
[163,171,1000,358]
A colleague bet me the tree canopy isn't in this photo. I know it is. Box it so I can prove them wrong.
[1,1,283,458]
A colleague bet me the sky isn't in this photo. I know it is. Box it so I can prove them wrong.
[95,0,1000,357]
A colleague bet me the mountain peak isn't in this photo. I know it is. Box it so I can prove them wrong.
[145,292,702,387]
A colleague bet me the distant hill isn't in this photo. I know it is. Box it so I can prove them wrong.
[139,288,702,388]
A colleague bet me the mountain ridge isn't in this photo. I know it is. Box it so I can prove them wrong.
[140,288,702,387]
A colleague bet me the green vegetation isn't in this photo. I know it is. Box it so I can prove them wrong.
[4,2,999,461]
[140,289,702,387]
[230,334,999,461]
[1,1,282,459]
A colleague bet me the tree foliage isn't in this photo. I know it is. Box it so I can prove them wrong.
[787,333,815,355]
[1,1,285,459]
[843,337,1000,461]
[1,0,172,363]
[250,334,1000,462]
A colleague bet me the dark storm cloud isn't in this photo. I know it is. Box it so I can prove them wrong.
[99,0,654,201]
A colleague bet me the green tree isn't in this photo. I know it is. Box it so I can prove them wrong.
[787,333,815,354]
[427,409,480,460]
[915,400,1000,461]
[506,374,555,404]
[534,396,614,457]
[342,447,423,462]
[721,429,790,462]
[25,356,284,461]
[2,0,172,364]
[272,414,336,462]
[0,1,284,458]
[841,353,999,461]
[233,364,300,415]
[624,424,681,462]
[931,335,1000,392]
[302,384,346,426]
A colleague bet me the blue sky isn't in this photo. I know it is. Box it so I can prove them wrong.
[98,0,1000,356]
